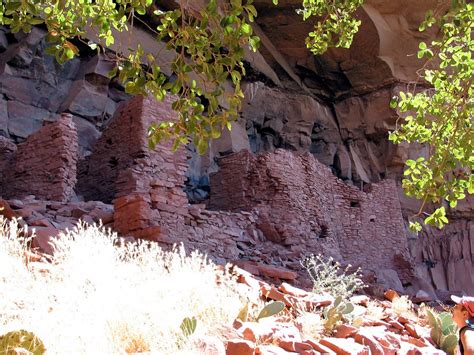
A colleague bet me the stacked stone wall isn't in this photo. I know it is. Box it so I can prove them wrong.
[1,114,78,201]
[210,149,412,281]
[79,95,413,285]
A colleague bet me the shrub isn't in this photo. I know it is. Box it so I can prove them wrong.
[0,218,245,354]
[391,295,416,320]
[302,254,365,300]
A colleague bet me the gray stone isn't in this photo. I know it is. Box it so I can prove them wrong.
[83,54,115,85]
[7,101,50,138]
[36,79,74,112]
[310,140,337,166]
[376,268,404,293]
[0,75,40,106]
[0,31,8,53]
[105,98,117,117]
[334,146,352,180]
[60,80,109,119]
[210,121,250,155]
[72,115,101,157]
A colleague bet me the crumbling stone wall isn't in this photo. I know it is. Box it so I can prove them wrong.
[78,95,414,285]
[76,95,166,202]
[210,149,413,281]
[1,114,78,201]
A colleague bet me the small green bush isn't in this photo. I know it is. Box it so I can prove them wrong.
[302,254,365,300]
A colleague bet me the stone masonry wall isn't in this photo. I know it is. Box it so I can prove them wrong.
[79,95,414,286]
[76,95,153,202]
[210,149,413,282]
[1,114,78,201]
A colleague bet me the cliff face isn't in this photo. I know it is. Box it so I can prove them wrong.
[0,0,472,296]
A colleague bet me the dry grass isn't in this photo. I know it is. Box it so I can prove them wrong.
[296,311,325,340]
[0,218,245,354]
[365,300,385,321]
[391,295,417,320]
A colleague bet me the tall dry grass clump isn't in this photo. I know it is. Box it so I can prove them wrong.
[0,217,244,354]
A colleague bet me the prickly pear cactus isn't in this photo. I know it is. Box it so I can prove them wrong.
[180,316,197,337]
[323,296,355,332]
[257,301,285,321]
[426,309,458,355]
[0,329,46,355]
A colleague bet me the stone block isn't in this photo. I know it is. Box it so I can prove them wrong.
[7,100,50,138]
[60,80,109,118]
[0,31,8,52]
[72,115,100,157]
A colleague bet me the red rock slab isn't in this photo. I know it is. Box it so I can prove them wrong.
[397,316,409,324]
[0,199,17,219]
[388,320,405,332]
[359,319,391,328]
[353,330,384,355]
[404,323,419,338]
[401,335,427,348]
[239,322,275,343]
[303,339,336,354]
[28,218,54,227]
[349,295,370,306]
[235,269,262,291]
[277,340,313,353]
[32,226,61,255]
[260,284,292,307]
[234,261,262,276]
[130,226,161,241]
[319,337,369,355]
[256,345,296,354]
[226,339,256,355]
[279,282,311,298]
[382,333,402,349]
[384,289,399,302]
[335,324,358,338]
[255,263,297,280]
[303,294,333,309]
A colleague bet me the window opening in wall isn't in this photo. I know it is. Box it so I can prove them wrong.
[350,200,360,208]
[319,224,328,239]
[108,156,119,168]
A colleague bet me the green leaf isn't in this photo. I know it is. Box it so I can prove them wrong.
[196,138,208,155]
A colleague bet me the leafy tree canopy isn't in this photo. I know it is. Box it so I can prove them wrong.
[0,0,472,230]
[390,1,473,231]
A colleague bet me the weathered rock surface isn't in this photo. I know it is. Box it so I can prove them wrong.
[0,26,129,156]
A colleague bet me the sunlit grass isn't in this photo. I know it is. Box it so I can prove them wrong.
[0,217,244,354]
